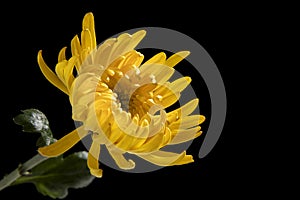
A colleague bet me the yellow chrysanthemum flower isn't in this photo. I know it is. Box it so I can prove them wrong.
[37,12,205,178]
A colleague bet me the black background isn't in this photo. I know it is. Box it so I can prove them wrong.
[0,1,264,199]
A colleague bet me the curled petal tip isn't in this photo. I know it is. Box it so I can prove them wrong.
[199,115,206,124]
[90,169,103,178]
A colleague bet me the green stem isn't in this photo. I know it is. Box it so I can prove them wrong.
[0,154,48,191]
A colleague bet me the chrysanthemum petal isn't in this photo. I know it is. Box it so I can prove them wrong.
[137,150,194,166]
[85,104,112,133]
[133,131,164,153]
[81,29,93,52]
[129,120,150,150]
[158,91,180,108]
[64,56,77,90]
[169,77,191,93]
[119,50,144,72]
[165,51,190,68]
[109,110,132,144]
[71,35,82,71]
[107,33,132,65]
[144,52,167,65]
[169,126,202,145]
[139,63,175,84]
[71,35,81,56]
[167,99,199,123]
[169,115,205,130]
[125,30,146,52]
[94,42,114,67]
[58,47,67,62]
[55,60,67,84]
[107,145,135,170]
[37,50,69,95]
[178,98,199,115]
[87,141,102,178]
[94,30,146,69]
[38,126,88,157]
[124,50,144,66]
[82,12,96,50]
[114,116,148,150]
[162,126,172,146]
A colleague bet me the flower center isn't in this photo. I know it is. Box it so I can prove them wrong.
[114,90,131,112]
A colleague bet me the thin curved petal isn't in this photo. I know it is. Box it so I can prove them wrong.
[55,60,68,84]
[133,131,164,153]
[107,33,132,65]
[95,30,146,68]
[167,98,199,119]
[58,47,67,62]
[144,52,166,65]
[169,115,205,130]
[165,51,190,68]
[139,63,175,85]
[38,126,88,157]
[169,126,202,145]
[37,50,69,95]
[169,77,191,93]
[87,141,102,178]
[81,29,93,52]
[124,30,146,53]
[71,35,82,71]
[118,50,144,73]
[82,12,96,50]
[106,145,135,170]
[137,150,194,166]
[64,56,77,90]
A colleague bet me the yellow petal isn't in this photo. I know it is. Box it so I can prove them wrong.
[71,35,82,56]
[58,47,67,62]
[133,131,164,153]
[94,30,146,68]
[144,52,166,65]
[107,33,132,65]
[64,56,77,90]
[38,126,88,157]
[137,150,194,166]
[72,104,88,121]
[166,99,199,124]
[94,41,114,67]
[177,98,199,116]
[169,115,205,130]
[114,118,138,150]
[82,12,96,50]
[161,92,180,108]
[85,104,112,133]
[106,145,135,170]
[169,126,202,145]
[124,30,146,52]
[165,51,190,68]
[109,121,125,144]
[87,141,102,178]
[129,120,150,150]
[139,63,175,84]
[109,109,132,144]
[37,50,69,95]
[119,50,144,72]
[55,60,68,84]
[81,29,93,52]
[169,77,191,93]
[162,126,172,146]
[80,49,91,66]
[71,35,82,71]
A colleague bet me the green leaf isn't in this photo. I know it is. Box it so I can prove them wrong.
[13,109,56,146]
[14,151,95,199]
